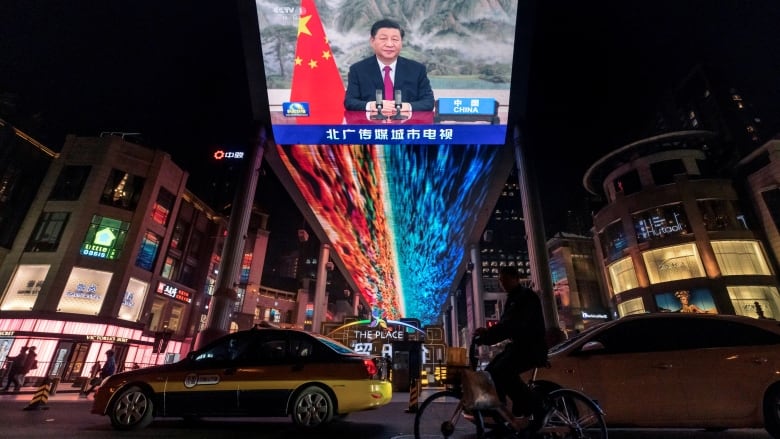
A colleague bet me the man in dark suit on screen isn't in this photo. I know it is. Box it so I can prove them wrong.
[344,19,434,116]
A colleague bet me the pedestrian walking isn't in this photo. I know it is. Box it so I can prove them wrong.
[1,347,29,392]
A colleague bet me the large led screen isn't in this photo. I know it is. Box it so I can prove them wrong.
[268,144,513,326]
[255,0,518,145]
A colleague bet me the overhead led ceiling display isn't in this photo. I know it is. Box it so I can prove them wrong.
[268,144,512,325]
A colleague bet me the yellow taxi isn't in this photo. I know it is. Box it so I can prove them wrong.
[91,326,392,430]
[528,313,780,437]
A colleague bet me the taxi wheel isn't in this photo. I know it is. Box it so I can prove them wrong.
[109,385,154,431]
[291,386,333,429]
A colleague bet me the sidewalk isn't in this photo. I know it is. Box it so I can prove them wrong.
[0,383,81,396]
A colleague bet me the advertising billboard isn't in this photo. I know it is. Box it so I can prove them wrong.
[255,0,518,145]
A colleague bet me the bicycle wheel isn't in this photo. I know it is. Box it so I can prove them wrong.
[414,390,484,439]
[540,388,607,439]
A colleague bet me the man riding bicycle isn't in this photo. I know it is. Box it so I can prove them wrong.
[473,266,548,429]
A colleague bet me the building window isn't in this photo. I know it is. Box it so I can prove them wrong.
[135,231,162,271]
[600,221,627,263]
[612,169,641,196]
[48,165,91,200]
[760,189,780,233]
[169,219,189,250]
[728,286,780,320]
[161,255,179,280]
[25,212,70,252]
[607,256,639,294]
[151,188,175,226]
[188,230,204,259]
[179,263,196,287]
[649,160,687,186]
[264,308,281,323]
[100,169,145,210]
[642,243,705,284]
[240,253,253,284]
[711,240,771,276]
[699,199,747,231]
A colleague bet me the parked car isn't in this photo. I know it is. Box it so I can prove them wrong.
[528,313,780,437]
[91,326,392,430]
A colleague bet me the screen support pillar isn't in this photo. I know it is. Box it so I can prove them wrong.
[513,125,562,335]
[195,126,266,349]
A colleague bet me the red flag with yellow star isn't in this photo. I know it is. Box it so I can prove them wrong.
[290,0,345,124]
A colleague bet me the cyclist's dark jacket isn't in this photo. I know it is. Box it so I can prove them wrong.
[478,284,547,368]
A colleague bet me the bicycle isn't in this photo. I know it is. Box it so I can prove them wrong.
[413,337,607,438]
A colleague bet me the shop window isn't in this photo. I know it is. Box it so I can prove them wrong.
[49,165,91,201]
[119,277,148,322]
[148,298,166,331]
[56,267,112,315]
[135,231,161,271]
[642,243,705,284]
[712,240,771,276]
[168,303,184,332]
[100,169,145,210]
[151,188,175,226]
[728,286,780,320]
[616,297,645,317]
[25,212,69,252]
[607,256,639,294]
[0,264,50,311]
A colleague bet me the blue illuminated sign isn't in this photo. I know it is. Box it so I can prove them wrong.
[436,98,496,116]
[271,124,504,145]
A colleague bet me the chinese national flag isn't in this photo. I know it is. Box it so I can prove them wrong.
[290,0,345,124]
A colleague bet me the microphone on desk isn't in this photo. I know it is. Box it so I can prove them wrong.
[392,89,407,120]
[372,89,387,120]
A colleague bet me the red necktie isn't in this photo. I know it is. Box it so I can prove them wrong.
[383,65,393,100]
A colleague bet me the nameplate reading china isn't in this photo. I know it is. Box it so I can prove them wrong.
[436,98,496,116]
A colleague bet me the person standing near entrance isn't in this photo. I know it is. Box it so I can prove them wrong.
[80,350,116,398]
[20,346,37,386]
[1,346,28,392]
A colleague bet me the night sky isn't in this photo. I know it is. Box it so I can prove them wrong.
[1,0,779,237]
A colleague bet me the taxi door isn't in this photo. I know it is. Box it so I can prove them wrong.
[161,335,251,416]
[236,332,316,416]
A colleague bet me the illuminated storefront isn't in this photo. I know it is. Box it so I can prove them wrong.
[587,132,780,318]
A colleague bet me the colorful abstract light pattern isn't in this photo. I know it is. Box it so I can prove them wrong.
[275,144,502,325]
